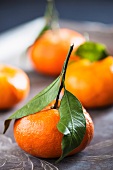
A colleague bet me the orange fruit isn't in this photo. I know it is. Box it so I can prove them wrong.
[0,64,30,110]
[14,102,94,159]
[65,56,113,108]
[28,28,85,76]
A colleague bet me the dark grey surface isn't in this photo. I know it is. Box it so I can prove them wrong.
[0,0,113,33]
[0,134,59,170]
[0,71,113,170]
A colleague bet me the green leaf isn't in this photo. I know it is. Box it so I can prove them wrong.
[75,41,108,62]
[57,89,86,162]
[3,76,60,134]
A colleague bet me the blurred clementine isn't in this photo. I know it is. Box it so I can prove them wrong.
[14,101,94,159]
[0,64,30,110]
[65,56,113,108]
[29,28,85,76]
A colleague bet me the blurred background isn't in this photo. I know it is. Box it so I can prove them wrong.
[0,0,113,33]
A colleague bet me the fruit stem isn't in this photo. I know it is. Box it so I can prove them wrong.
[62,44,74,80]
[53,44,74,109]
[45,0,59,29]
[33,0,59,43]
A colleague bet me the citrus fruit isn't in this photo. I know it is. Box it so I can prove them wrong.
[65,56,113,108]
[29,28,85,76]
[14,103,94,158]
[0,64,30,110]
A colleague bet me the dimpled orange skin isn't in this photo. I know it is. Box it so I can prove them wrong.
[29,28,85,76]
[0,64,30,110]
[14,105,94,159]
[65,56,113,108]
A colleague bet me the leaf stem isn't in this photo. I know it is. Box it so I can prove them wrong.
[53,44,74,109]
[53,81,63,109]
[45,0,59,29]
[33,0,59,43]
[62,44,74,80]
[45,0,54,24]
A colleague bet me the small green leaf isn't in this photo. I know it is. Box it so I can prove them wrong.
[57,89,86,162]
[3,76,60,133]
[75,41,108,62]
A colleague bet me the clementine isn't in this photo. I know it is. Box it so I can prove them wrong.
[28,28,85,76]
[65,56,113,108]
[14,103,94,158]
[0,64,30,110]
